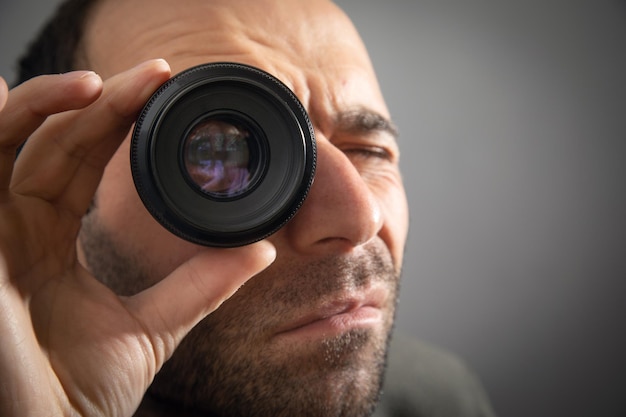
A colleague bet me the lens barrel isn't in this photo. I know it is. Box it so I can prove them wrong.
[131,62,316,247]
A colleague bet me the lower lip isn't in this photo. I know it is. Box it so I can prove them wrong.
[278,306,383,339]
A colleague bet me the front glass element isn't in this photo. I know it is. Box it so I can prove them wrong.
[182,118,253,197]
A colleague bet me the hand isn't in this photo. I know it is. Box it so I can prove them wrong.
[0,60,275,417]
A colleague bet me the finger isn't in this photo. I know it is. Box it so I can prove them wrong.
[0,273,56,417]
[0,71,103,150]
[0,76,7,112]
[13,59,171,216]
[0,77,9,190]
[0,72,102,191]
[125,241,277,363]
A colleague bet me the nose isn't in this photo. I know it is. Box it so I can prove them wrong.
[279,137,384,255]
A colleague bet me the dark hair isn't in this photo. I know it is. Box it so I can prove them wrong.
[15,0,99,86]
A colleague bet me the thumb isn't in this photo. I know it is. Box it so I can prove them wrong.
[124,240,276,362]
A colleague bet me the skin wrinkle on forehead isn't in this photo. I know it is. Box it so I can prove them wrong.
[83,0,389,139]
[84,0,364,75]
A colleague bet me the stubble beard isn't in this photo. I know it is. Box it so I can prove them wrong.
[80,213,400,417]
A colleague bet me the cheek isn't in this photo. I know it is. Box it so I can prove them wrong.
[95,138,199,278]
[375,177,409,269]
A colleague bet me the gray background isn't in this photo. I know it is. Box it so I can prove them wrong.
[1,1,625,416]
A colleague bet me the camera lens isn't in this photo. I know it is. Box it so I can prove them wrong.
[182,117,254,198]
[131,62,316,247]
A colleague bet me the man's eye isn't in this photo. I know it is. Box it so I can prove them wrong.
[343,147,394,162]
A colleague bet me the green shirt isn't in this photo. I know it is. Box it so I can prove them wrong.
[373,333,497,417]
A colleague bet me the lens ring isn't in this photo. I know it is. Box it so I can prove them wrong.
[131,62,316,247]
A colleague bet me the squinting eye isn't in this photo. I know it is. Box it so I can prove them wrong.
[343,147,394,163]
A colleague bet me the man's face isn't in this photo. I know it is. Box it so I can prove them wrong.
[78,0,409,415]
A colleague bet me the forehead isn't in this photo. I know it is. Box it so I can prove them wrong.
[83,0,388,121]
[85,0,370,77]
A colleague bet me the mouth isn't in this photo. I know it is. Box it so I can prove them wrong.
[274,286,387,340]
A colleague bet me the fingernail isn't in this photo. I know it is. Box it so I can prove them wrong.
[62,71,102,96]
[63,70,99,80]
[151,58,170,72]
[132,58,171,75]
[133,59,171,98]
[79,71,98,79]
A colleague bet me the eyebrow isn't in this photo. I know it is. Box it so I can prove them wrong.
[335,107,399,139]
